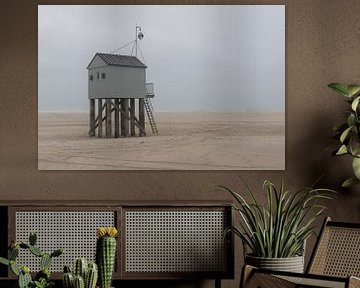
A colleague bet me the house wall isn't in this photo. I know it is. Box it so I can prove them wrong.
[88,67,109,99]
[88,65,146,99]
[1,1,360,288]
[107,66,146,99]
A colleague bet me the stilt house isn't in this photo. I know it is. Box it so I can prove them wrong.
[87,53,157,138]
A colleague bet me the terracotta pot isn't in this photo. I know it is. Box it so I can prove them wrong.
[245,254,304,273]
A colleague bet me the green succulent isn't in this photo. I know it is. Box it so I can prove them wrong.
[32,277,54,288]
[328,82,360,187]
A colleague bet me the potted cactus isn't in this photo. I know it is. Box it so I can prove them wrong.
[0,232,63,288]
[96,227,118,288]
[62,258,98,288]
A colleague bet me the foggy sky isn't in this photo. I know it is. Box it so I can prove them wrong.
[38,5,285,112]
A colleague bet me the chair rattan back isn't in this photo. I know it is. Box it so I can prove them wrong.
[307,217,360,278]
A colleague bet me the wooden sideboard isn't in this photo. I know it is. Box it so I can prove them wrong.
[0,201,234,288]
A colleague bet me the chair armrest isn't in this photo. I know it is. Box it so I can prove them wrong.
[349,276,360,288]
[240,265,254,288]
[240,265,296,288]
[240,265,349,288]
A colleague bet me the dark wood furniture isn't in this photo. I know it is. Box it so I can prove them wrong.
[0,201,234,288]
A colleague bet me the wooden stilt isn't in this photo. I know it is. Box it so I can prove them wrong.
[98,99,102,138]
[114,99,120,138]
[130,98,136,136]
[120,99,126,137]
[89,99,95,136]
[123,98,130,137]
[139,98,146,136]
[91,97,150,138]
[111,101,146,135]
[106,99,112,138]
[121,99,130,137]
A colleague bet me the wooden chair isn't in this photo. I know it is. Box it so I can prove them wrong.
[241,217,360,288]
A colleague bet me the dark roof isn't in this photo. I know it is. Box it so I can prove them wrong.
[87,53,147,69]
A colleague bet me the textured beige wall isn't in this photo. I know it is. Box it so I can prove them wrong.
[1,1,360,287]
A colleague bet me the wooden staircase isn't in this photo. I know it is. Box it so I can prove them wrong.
[144,98,158,135]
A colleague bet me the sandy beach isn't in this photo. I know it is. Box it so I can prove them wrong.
[38,112,285,170]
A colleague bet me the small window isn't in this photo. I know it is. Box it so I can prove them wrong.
[97,72,99,79]
[89,75,93,81]
[101,73,106,79]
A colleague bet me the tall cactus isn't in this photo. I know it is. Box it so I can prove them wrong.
[96,227,118,288]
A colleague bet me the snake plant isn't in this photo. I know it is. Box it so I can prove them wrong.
[328,83,360,187]
[221,179,335,258]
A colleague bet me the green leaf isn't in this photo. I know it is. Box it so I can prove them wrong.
[29,232,37,246]
[347,85,360,97]
[10,261,20,276]
[336,144,348,155]
[19,243,29,249]
[352,157,360,179]
[40,254,51,270]
[347,114,356,128]
[29,246,44,257]
[0,257,9,266]
[8,247,19,261]
[342,177,360,188]
[354,147,360,157]
[352,96,360,111]
[328,83,350,97]
[340,126,353,143]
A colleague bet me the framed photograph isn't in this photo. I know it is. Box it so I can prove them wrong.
[38,5,285,170]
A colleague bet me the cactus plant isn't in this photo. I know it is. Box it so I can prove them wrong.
[62,259,98,288]
[29,232,37,246]
[85,262,98,288]
[19,268,32,288]
[63,272,74,288]
[41,253,52,270]
[35,268,51,282]
[74,258,88,279]
[10,260,21,276]
[0,257,9,266]
[9,247,20,260]
[96,227,118,288]
[0,232,63,288]
[74,275,85,288]
[29,246,44,257]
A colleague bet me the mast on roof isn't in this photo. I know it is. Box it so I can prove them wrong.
[135,25,144,58]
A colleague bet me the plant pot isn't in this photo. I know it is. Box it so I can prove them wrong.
[245,254,304,273]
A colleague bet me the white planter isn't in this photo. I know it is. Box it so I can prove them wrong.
[245,254,305,273]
